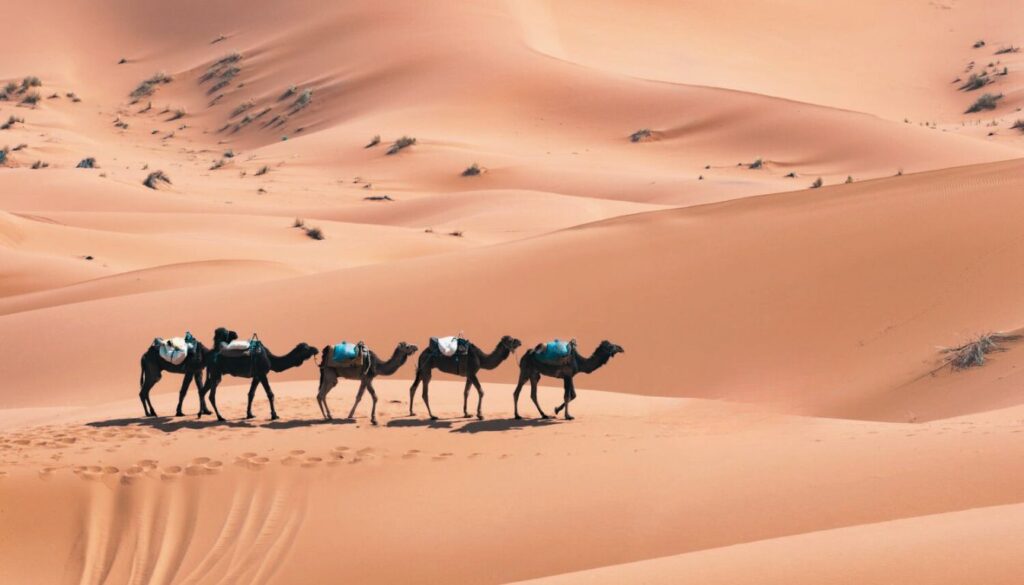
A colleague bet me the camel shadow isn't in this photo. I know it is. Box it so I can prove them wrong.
[86,416,254,433]
[262,418,355,430]
[386,417,454,429]
[452,417,559,434]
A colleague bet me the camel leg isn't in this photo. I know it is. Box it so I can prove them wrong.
[365,381,380,426]
[421,372,437,420]
[462,377,473,418]
[317,368,339,420]
[245,378,260,419]
[140,368,160,417]
[529,374,549,419]
[560,377,576,420]
[175,373,192,417]
[347,380,367,420]
[260,375,279,421]
[408,370,422,416]
[194,370,211,415]
[207,377,226,422]
[513,370,528,419]
[471,375,485,420]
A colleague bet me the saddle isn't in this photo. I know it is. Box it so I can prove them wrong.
[534,338,576,366]
[431,335,468,358]
[218,336,258,358]
[328,341,367,368]
[154,332,197,366]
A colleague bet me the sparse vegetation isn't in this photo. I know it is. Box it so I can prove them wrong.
[304,226,324,240]
[973,40,986,49]
[784,172,797,178]
[365,135,381,148]
[12,143,27,151]
[255,165,270,176]
[210,159,226,170]
[1,115,24,130]
[965,92,1003,113]
[1012,119,1024,132]
[280,85,297,101]
[959,73,990,91]
[845,175,854,184]
[364,195,394,201]
[994,45,1020,55]
[231,101,254,118]
[66,92,81,102]
[224,149,235,158]
[21,92,40,106]
[387,136,416,155]
[76,157,97,169]
[291,88,313,112]
[630,128,652,143]
[131,72,172,102]
[462,163,482,176]
[747,157,763,170]
[293,218,305,228]
[942,332,1021,370]
[31,160,48,169]
[212,34,227,44]
[4,81,18,95]
[20,76,41,92]
[449,230,464,237]
[143,170,171,189]
[169,108,186,121]
[810,177,823,189]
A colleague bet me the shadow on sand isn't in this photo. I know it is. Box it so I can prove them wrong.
[262,418,356,430]
[386,417,454,429]
[86,416,254,432]
[452,417,559,434]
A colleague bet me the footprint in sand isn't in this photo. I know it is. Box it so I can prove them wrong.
[401,450,419,460]
[247,456,270,470]
[185,464,208,476]
[161,465,183,481]
[290,449,306,456]
[280,456,301,466]
[103,466,120,474]
[301,457,323,468]
[0,470,8,479]
[192,456,211,465]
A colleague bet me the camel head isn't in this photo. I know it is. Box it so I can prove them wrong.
[397,341,419,356]
[213,327,238,346]
[295,342,319,361]
[500,335,522,352]
[597,340,624,357]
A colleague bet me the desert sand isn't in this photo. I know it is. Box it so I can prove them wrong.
[2,0,1024,583]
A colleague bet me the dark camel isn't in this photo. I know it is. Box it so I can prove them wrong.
[138,329,235,417]
[200,329,318,421]
[409,335,522,420]
[513,340,624,420]
[316,342,419,424]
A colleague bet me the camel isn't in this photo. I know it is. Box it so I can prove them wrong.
[409,335,522,420]
[200,329,318,421]
[315,341,419,424]
[138,329,235,417]
[513,340,624,420]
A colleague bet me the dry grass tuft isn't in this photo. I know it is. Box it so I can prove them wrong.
[387,136,416,155]
[143,170,171,189]
[942,333,1022,370]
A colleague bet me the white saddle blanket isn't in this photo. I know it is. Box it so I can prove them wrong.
[157,337,190,365]
[436,336,460,357]
[221,340,251,352]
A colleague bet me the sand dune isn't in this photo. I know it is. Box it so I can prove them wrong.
[3,0,1024,582]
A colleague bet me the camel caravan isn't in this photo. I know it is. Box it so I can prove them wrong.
[140,328,623,424]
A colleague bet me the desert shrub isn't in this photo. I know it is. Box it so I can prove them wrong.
[224,149,235,158]
[965,93,1003,113]
[292,218,305,228]
[169,109,186,120]
[66,92,81,102]
[20,76,41,92]
[212,34,227,44]
[784,172,797,178]
[31,160,48,169]
[143,170,171,189]
[1,115,23,130]
[630,128,652,142]
[994,45,1019,55]
[462,163,482,176]
[76,157,97,169]
[12,143,26,151]
[387,136,416,155]
[280,85,297,101]
[845,175,854,184]
[364,195,394,201]
[365,134,381,148]
[255,165,270,176]
[748,157,763,169]
[291,88,313,111]
[21,92,40,105]
[1012,119,1024,132]
[810,177,823,189]
[973,40,986,48]
[942,333,1021,370]
[449,230,464,237]
[959,73,990,91]
[3,81,17,95]
[304,226,324,240]
[210,159,225,170]
[131,72,172,101]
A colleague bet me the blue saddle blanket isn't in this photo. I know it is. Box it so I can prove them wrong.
[332,342,362,362]
[536,339,573,363]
